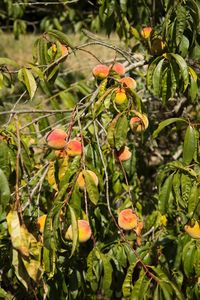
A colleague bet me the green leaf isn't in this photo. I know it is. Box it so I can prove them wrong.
[170,53,189,91]
[99,252,113,297]
[176,5,187,46]
[0,57,19,67]
[68,205,78,257]
[152,58,165,96]
[18,68,37,99]
[107,113,121,147]
[122,261,138,298]
[182,240,196,277]
[183,125,196,165]
[47,29,74,49]
[152,118,187,139]
[189,75,198,101]
[114,114,128,150]
[84,170,99,205]
[147,57,163,92]
[188,182,199,216]
[181,173,192,203]
[173,172,186,209]
[158,173,173,213]
[0,168,10,210]
[131,269,147,300]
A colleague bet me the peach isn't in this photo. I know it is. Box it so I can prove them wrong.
[61,45,68,56]
[66,139,82,156]
[66,220,92,242]
[141,27,152,39]
[37,215,47,233]
[46,128,67,150]
[77,170,98,190]
[92,64,109,79]
[130,113,149,133]
[117,146,132,161]
[110,63,125,76]
[118,209,138,230]
[114,88,127,105]
[119,77,137,89]
[184,221,200,239]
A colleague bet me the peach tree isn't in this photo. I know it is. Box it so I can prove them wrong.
[0,2,200,300]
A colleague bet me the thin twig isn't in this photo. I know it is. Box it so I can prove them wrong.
[0,109,73,116]
[14,116,23,223]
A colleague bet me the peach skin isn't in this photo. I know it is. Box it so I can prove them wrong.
[66,220,92,242]
[77,170,99,190]
[184,221,200,239]
[110,63,125,76]
[117,146,132,161]
[92,64,109,79]
[66,139,82,156]
[118,209,138,230]
[37,215,47,234]
[46,128,67,149]
[114,88,127,105]
[119,77,137,89]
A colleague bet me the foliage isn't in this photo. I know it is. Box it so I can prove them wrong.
[0,1,200,300]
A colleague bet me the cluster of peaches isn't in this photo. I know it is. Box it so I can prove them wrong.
[37,63,148,244]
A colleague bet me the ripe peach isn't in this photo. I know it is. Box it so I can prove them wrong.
[46,129,67,150]
[119,77,137,89]
[110,63,125,76]
[117,146,132,161]
[141,27,152,39]
[130,113,149,133]
[61,45,68,56]
[114,88,127,105]
[66,139,82,156]
[92,64,109,79]
[184,221,200,239]
[66,220,92,242]
[77,170,99,190]
[118,209,138,230]
[37,215,47,233]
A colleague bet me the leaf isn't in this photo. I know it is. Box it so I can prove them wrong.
[114,114,129,150]
[182,240,196,277]
[0,141,11,177]
[0,168,10,210]
[22,257,41,283]
[68,205,78,257]
[12,249,29,290]
[47,29,74,49]
[173,172,187,209]
[176,5,187,46]
[122,261,138,298]
[158,173,173,213]
[188,182,199,216]
[6,210,29,256]
[181,173,192,203]
[99,252,113,297]
[170,53,189,91]
[147,57,163,92]
[161,67,171,104]
[152,58,165,96]
[189,75,198,101]
[183,125,196,165]
[130,269,147,300]
[18,68,37,99]
[84,170,99,205]
[152,118,187,139]
[107,113,122,147]
[0,57,19,67]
